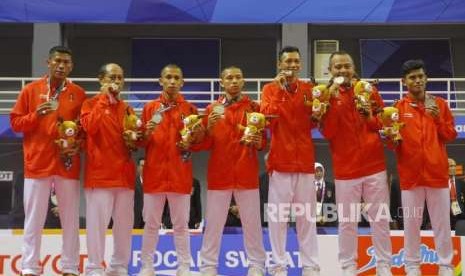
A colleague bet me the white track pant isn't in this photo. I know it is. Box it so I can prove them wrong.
[200,189,266,272]
[267,171,320,272]
[85,187,134,275]
[140,193,192,269]
[335,170,392,269]
[402,186,453,271]
[22,176,80,275]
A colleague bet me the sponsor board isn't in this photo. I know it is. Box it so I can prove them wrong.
[0,231,462,275]
[0,171,13,182]
[357,236,462,276]
[0,233,113,275]
[452,116,465,139]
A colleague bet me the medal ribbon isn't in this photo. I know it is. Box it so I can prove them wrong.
[450,176,458,201]
[47,77,67,101]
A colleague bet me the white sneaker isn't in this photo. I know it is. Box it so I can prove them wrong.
[342,266,357,276]
[86,271,105,276]
[247,266,265,276]
[138,264,156,276]
[200,272,216,276]
[270,266,287,276]
[105,266,128,276]
[302,267,320,276]
[200,267,217,276]
[439,266,454,276]
[376,266,392,276]
[405,267,421,276]
[177,265,191,276]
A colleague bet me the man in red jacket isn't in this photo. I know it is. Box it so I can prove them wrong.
[81,63,137,276]
[10,45,85,276]
[138,64,203,276]
[260,46,320,276]
[394,60,456,276]
[198,66,266,276]
[320,51,392,276]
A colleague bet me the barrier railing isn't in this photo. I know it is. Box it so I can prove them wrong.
[1,77,465,114]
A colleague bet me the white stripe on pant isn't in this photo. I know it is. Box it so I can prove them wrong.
[140,193,192,269]
[267,171,320,272]
[22,176,80,275]
[402,186,453,270]
[335,170,392,270]
[85,187,134,275]
[200,189,266,273]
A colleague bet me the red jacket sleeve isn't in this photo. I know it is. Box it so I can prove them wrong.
[10,86,40,133]
[137,102,154,148]
[186,104,207,152]
[320,96,340,140]
[436,99,457,142]
[80,95,109,135]
[190,105,212,151]
[260,84,282,116]
[365,115,383,132]
[366,89,385,131]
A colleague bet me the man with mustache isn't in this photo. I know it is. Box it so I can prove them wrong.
[81,63,137,276]
[320,51,392,276]
[10,45,85,276]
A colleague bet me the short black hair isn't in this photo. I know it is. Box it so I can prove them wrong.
[279,46,300,61]
[161,64,183,77]
[49,46,72,57]
[220,66,242,78]
[401,59,427,77]
[328,50,352,67]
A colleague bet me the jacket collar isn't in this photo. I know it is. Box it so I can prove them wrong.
[159,92,185,105]
[217,94,249,106]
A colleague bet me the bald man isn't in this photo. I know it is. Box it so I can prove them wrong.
[81,63,138,276]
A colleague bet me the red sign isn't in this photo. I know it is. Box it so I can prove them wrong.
[357,236,461,275]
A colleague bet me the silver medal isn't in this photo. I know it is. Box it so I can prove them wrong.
[425,94,437,109]
[212,104,225,115]
[49,99,59,110]
[282,70,293,77]
[334,76,345,85]
[151,112,163,124]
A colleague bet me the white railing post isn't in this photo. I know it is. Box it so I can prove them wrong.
[210,80,215,103]
[399,79,403,100]
[257,80,261,102]
[447,79,451,109]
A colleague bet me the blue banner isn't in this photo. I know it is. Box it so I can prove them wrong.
[130,38,220,110]
[1,0,464,23]
[127,230,461,275]
[0,115,22,138]
[454,115,465,139]
[129,231,302,276]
